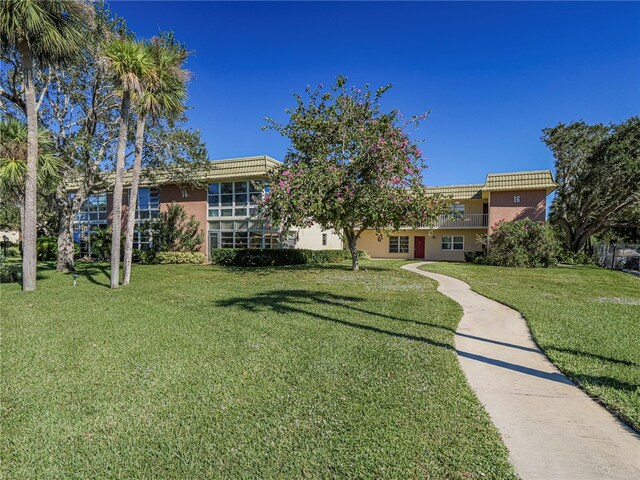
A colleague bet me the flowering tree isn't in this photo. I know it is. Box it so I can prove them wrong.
[262,76,449,270]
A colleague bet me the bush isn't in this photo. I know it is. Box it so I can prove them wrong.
[464,251,486,264]
[209,248,368,267]
[557,250,594,265]
[484,219,560,268]
[155,251,207,265]
[36,236,57,261]
[0,255,20,283]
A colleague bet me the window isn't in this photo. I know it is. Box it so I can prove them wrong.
[208,219,280,254]
[322,233,327,246]
[389,236,409,253]
[73,193,108,258]
[208,181,265,218]
[442,236,464,250]
[135,187,160,221]
[450,203,465,215]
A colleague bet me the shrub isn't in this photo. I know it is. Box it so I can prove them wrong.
[144,203,203,253]
[484,219,560,268]
[155,251,207,265]
[209,248,368,267]
[464,251,486,264]
[36,236,57,261]
[0,255,20,283]
[557,250,595,265]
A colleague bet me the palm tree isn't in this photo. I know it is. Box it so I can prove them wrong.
[100,38,154,289]
[122,37,189,286]
[0,0,91,291]
[0,118,61,234]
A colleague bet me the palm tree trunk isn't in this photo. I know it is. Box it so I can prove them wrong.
[110,91,131,289]
[18,42,38,292]
[123,113,146,286]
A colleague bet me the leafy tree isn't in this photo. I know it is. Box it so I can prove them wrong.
[0,0,92,291]
[0,118,60,236]
[481,219,560,268]
[123,34,189,286]
[0,4,124,273]
[543,117,640,252]
[100,37,154,288]
[145,203,203,253]
[262,76,449,270]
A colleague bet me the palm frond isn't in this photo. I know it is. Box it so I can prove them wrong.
[0,0,93,64]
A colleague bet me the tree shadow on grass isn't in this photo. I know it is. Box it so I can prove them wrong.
[544,345,639,368]
[216,289,455,351]
[73,263,111,288]
[214,262,398,276]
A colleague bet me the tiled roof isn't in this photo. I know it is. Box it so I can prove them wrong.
[425,184,484,200]
[136,155,281,185]
[483,170,557,191]
[68,155,281,190]
[425,170,556,200]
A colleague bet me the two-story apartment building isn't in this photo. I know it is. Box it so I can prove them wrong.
[358,170,556,261]
[72,155,556,262]
[72,155,343,258]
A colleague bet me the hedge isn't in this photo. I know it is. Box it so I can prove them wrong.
[154,251,207,265]
[209,248,368,267]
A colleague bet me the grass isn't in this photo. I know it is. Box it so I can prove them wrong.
[1,261,515,479]
[420,262,640,431]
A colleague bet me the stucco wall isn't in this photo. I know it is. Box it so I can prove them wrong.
[451,199,486,215]
[294,224,343,250]
[160,185,208,254]
[358,229,483,261]
[488,189,546,231]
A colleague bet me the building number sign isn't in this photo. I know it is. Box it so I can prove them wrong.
[513,195,521,204]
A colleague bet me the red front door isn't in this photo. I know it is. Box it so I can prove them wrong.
[414,236,425,259]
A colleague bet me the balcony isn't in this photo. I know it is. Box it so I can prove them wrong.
[434,213,488,229]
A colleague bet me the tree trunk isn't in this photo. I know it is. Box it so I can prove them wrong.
[56,199,76,272]
[347,232,359,271]
[122,113,146,286]
[18,43,38,292]
[110,91,131,289]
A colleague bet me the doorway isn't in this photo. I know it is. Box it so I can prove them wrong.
[414,236,425,259]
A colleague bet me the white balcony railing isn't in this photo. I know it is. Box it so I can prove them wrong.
[435,213,488,229]
[398,214,488,230]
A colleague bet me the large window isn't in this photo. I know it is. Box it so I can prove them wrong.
[134,187,160,221]
[442,235,464,250]
[208,220,279,253]
[73,193,108,258]
[74,192,107,224]
[389,236,409,253]
[208,181,265,218]
[129,187,160,250]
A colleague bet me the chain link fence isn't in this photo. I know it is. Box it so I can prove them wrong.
[594,243,640,272]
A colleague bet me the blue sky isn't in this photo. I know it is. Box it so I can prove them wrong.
[109,1,640,187]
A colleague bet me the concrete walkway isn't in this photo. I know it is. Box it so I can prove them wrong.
[402,262,640,480]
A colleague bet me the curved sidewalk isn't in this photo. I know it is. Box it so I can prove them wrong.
[402,262,640,480]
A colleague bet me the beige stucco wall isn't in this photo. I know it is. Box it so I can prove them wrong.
[294,223,343,250]
[358,228,484,261]
[450,199,486,214]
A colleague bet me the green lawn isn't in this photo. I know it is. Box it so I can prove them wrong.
[421,262,640,431]
[1,261,515,479]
